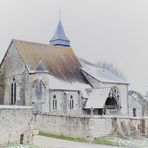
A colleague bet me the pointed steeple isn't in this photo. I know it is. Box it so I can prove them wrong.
[50,20,70,47]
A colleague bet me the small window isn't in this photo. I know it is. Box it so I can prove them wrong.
[70,96,74,110]
[54,100,57,110]
[133,108,136,117]
[11,78,16,105]
[52,95,57,111]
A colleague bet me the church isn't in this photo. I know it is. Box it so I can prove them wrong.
[0,20,129,116]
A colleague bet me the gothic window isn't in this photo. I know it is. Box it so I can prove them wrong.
[133,108,136,117]
[52,95,57,111]
[32,80,46,102]
[105,87,120,115]
[11,78,16,105]
[70,95,74,110]
[109,87,120,100]
[35,84,42,100]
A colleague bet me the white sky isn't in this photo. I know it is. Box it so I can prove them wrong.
[0,0,148,94]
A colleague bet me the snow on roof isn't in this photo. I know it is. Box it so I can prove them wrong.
[128,90,147,103]
[80,59,129,84]
[84,88,111,109]
[48,75,91,91]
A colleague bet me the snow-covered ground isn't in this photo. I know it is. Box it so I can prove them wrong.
[7,145,39,148]
[7,135,148,148]
[95,136,148,147]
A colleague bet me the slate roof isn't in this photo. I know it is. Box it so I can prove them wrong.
[79,58,129,84]
[50,20,70,47]
[13,39,89,85]
[128,90,147,103]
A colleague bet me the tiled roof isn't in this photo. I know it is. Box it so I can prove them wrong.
[14,39,88,84]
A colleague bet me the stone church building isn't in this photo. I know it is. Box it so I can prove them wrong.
[0,20,129,116]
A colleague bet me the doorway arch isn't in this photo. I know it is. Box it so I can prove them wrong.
[104,87,120,115]
[105,97,117,106]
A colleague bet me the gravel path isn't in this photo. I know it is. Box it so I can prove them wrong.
[33,135,128,148]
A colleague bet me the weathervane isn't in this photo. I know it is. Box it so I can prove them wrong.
[59,8,61,20]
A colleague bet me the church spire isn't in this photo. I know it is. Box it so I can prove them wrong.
[50,19,70,47]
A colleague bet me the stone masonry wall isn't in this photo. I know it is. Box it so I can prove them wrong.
[1,41,28,105]
[34,113,90,139]
[0,105,33,147]
[34,113,148,139]
[128,95,143,117]
[0,107,148,146]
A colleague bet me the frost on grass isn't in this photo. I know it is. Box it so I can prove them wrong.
[7,145,39,148]
[94,136,148,147]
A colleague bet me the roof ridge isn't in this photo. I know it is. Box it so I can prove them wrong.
[12,39,49,46]
[13,39,72,49]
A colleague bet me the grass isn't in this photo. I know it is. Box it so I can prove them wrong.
[39,132,87,143]
[39,132,148,147]
[93,137,113,145]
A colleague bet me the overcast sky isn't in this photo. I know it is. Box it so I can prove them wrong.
[0,0,148,94]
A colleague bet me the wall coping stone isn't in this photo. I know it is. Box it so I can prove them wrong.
[92,115,148,120]
[33,112,90,118]
[0,105,33,109]
[34,112,148,120]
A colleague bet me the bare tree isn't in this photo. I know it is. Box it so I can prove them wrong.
[96,61,127,81]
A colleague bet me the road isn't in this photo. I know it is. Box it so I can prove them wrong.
[33,135,128,148]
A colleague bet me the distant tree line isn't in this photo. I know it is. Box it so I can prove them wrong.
[79,58,127,81]
[96,61,127,81]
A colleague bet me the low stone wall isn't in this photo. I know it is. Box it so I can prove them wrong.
[89,117,112,138]
[34,113,148,139]
[34,113,90,138]
[0,105,33,147]
[112,116,148,136]
[1,106,148,146]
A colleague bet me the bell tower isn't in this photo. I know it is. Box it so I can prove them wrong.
[50,20,70,47]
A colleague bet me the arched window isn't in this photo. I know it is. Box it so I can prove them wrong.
[104,87,120,115]
[109,87,120,100]
[70,95,74,110]
[52,95,57,110]
[32,80,46,102]
[11,78,16,105]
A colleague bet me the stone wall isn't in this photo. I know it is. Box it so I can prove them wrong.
[34,113,90,138]
[91,116,148,138]
[1,41,29,105]
[128,94,148,117]
[34,113,148,139]
[128,95,143,117]
[0,105,33,147]
[1,107,148,147]
[49,90,82,115]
